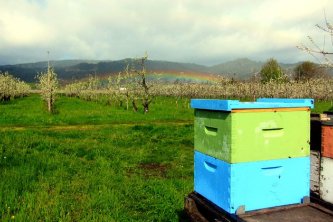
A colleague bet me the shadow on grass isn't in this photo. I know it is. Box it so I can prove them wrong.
[177,209,190,222]
[0,99,17,105]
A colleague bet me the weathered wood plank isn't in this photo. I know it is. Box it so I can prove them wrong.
[311,150,320,195]
[320,157,333,204]
[184,192,333,222]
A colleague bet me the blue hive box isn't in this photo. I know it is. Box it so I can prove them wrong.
[191,98,314,111]
[194,151,310,214]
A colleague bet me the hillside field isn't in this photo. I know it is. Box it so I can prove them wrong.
[0,95,332,221]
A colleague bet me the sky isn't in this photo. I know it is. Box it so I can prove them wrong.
[0,0,332,66]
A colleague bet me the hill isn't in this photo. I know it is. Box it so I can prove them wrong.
[0,58,317,83]
[0,59,214,82]
[209,58,301,79]
[209,58,263,78]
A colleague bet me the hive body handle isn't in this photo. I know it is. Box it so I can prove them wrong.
[205,126,218,136]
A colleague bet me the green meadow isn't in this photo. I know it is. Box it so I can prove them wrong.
[0,95,331,221]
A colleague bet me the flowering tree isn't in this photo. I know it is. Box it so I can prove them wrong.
[260,58,286,83]
[107,65,138,111]
[0,72,30,102]
[37,65,58,113]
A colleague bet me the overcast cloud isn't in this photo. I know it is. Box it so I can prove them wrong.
[0,0,332,65]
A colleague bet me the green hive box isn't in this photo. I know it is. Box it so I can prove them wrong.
[192,98,313,163]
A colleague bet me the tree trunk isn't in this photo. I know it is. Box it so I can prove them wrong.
[48,98,52,113]
[143,99,149,113]
[132,100,138,112]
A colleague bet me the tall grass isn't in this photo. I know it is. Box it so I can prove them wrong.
[0,94,193,126]
[0,95,193,221]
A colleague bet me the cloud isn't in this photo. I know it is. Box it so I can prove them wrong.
[0,0,332,65]
[0,1,49,42]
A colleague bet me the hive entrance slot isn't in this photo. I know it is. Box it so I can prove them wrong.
[262,128,283,131]
[204,161,217,172]
[205,126,218,136]
[261,166,282,170]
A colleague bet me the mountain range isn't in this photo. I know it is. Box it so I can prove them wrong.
[0,58,307,83]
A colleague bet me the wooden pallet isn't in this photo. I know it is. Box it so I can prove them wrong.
[184,192,333,222]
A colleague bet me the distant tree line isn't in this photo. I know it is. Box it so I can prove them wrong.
[259,58,328,83]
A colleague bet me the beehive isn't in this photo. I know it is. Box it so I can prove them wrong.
[320,157,333,204]
[192,98,313,163]
[321,122,333,159]
[194,151,310,214]
[191,98,313,214]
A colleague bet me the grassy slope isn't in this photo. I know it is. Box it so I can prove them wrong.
[0,95,332,221]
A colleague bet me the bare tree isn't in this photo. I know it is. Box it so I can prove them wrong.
[297,12,333,67]
[135,53,153,113]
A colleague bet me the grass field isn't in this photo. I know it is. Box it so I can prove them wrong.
[0,95,332,221]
